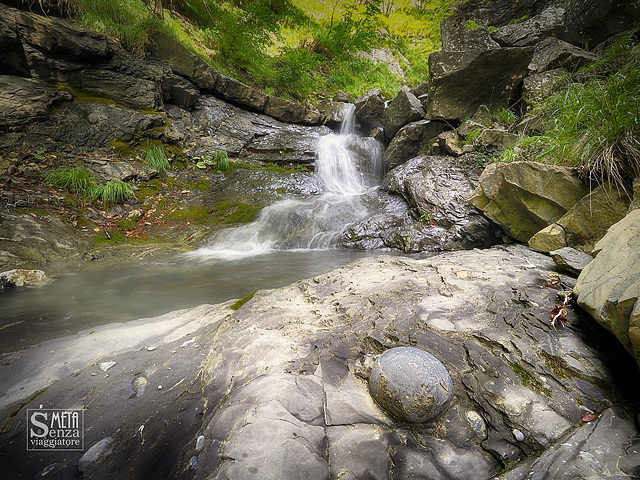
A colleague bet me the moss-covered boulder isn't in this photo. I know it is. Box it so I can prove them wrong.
[470,161,589,242]
[574,209,640,368]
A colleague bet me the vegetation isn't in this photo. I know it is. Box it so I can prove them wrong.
[230,290,257,310]
[193,150,231,171]
[145,146,171,174]
[92,179,136,206]
[46,166,135,206]
[502,37,640,188]
[20,0,456,100]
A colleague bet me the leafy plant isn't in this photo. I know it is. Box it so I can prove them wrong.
[494,108,518,125]
[193,150,231,171]
[145,146,171,174]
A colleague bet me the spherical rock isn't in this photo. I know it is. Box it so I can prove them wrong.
[369,347,454,422]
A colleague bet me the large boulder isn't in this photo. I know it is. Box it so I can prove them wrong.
[427,47,530,120]
[528,37,599,74]
[440,15,501,52]
[470,161,589,242]
[354,88,385,134]
[528,182,631,253]
[383,155,502,248]
[574,209,640,368]
[382,120,444,170]
[490,6,566,47]
[382,87,425,141]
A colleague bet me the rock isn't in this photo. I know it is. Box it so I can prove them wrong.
[574,209,640,367]
[161,74,200,109]
[354,88,385,133]
[440,15,500,52]
[382,155,502,248]
[0,75,72,129]
[382,87,425,141]
[264,95,323,125]
[438,130,464,156]
[475,128,519,153]
[522,68,564,108]
[382,120,444,170]
[528,37,599,74]
[550,247,593,275]
[490,6,566,47]
[334,91,350,102]
[427,48,530,120]
[357,47,406,77]
[132,376,148,398]
[410,81,429,106]
[216,73,269,112]
[528,182,631,252]
[85,159,149,183]
[470,161,589,242]
[77,438,114,473]
[316,99,351,131]
[369,347,454,422]
[0,268,48,288]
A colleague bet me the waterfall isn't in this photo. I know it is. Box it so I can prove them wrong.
[191,105,383,259]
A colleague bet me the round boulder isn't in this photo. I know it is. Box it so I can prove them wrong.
[369,347,454,422]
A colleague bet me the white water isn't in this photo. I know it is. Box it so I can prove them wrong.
[190,105,384,260]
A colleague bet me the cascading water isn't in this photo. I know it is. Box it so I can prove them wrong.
[191,105,383,259]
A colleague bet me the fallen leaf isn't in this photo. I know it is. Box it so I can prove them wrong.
[454,270,468,279]
[581,412,598,422]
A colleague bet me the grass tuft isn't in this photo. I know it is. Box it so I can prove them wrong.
[90,179,136,206]
[145,146,171,174]
[46,166,94,195]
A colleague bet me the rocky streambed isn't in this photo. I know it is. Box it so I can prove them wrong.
[1,244,639,479]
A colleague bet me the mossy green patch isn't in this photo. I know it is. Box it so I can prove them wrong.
[213,201,263,224]
[230,290,256,310]
[540,350,580,380]
[508,361,552,396]
[166,206,212,224]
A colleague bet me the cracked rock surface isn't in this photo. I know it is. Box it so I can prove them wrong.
[0,245,638,479]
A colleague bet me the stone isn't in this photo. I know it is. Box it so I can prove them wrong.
[440,15,500,52]
[354,88,385,133]
[77,437,114,473]
[382,120,444,170]
[528,182,631,252]
[470,161,589,242]
[0,75,72,129]
[382,86,425,141]
[550,247,593,275]
[522,68,564,108]
[357,47,406,77]
[334,91,350,102]
[316,99,351,131]
[438,130,464,156]
[369,347,454,422]
[490,6,566,47]
[0,268,48,288]
[475,128,519,153]
[264,95,323,125]
[427,48,530,120]
[574,209,640,367]
[528,37,599,74]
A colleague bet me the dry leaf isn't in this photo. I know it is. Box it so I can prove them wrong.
[454,270,468,279]
[581,412,598,422]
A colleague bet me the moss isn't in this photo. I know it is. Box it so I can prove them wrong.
[194,178,211,192]
[118,216,139,230]
[92,229,127,245]
[213,201,263,224]
[111,139,137,158]
[508,361,552,396]
[136,179,163,199]
[230,290,256,310]
[15,207,52,217]
[540,350,580,379]
[166,206,212,224]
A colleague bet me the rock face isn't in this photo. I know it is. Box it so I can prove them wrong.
[0,268,48,288]
[528,183,631,253]
[382,120,444,170]
[354,88,386,134]
[2,246,638,479]
[427,46,530,120]
[527,37,599,74]
[470,161,589,242]
[382,86,425,141]
[369,347,454,422]
[574,209,640,368]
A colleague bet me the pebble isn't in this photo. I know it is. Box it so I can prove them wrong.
[99,361,116,372]
[147,346,157,351]
[196,435,205,451]
[513,428,525,441]
[77,437,114,473]
[157,385,163,390]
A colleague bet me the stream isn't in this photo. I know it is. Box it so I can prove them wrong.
[0,107,394,355]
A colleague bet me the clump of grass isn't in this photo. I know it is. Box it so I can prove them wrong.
[46,166,94,195]
[145,146,171,174]
[90,179,136,206]
[506,37,640,188]
[494,108,518,125]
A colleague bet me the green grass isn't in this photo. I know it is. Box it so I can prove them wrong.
[503,37,640,187]
[145,146,171,174]
[46,166,95,195]
[91,179,136,206]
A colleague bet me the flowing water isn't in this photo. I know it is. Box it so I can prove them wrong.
[0,106,387,354]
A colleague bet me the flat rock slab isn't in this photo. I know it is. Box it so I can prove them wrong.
[0,245,638,479]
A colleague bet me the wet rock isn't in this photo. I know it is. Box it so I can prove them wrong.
[440,15,500,52]
[0,75,72,129]
[354,88,385,134]
[382,120,444,170]
[316,99,351,131]
[574,209,640,368]
[382,86,425,141]
[427,47,530,120]
[77,437,114,473]
[263,95,324,126]
[528,37,599,74]
[470,161,589,242]
[0,268,48,288]
[550,247,592,275]
[438,131,464,156]
[369,347,454,422]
